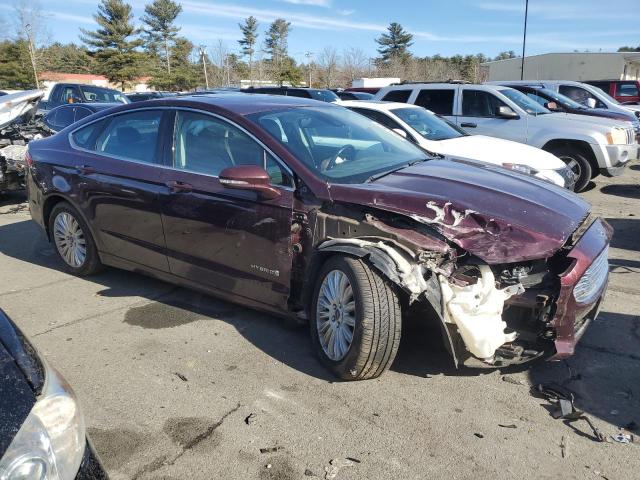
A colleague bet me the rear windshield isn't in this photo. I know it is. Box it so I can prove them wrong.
[307,90,340,103]
[80,85,129,104]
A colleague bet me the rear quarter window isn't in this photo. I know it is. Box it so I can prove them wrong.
[414,89,455,115]
[381,89,412,103]
[70,119,107,149]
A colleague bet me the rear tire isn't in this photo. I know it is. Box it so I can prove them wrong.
[49,202,103,276]
[310,256,402,380]
[548,146,592,192]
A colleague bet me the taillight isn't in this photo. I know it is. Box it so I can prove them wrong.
[24,149,34,167]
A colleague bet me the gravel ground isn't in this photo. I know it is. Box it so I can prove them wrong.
[0,164,638,480]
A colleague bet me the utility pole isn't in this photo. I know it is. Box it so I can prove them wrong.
[305,51,313,87]
[25,23,40,89]
[520,0,529,80]
[199,46,209,89]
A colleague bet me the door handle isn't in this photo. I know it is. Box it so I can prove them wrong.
[75,165,95,175]
[165,180,193,193]
[461,122,477,128]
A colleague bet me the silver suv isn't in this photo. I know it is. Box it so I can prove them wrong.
[374,82,638,191]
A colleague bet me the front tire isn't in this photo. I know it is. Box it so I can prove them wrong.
[548,146,593,192]
[49,202,102,276]
[310,256,402,380]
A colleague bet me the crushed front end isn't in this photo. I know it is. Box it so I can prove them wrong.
[440,216,612,368]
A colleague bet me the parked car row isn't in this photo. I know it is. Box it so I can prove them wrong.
[374,81,638,191]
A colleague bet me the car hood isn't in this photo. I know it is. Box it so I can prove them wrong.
[433,135,565,170]
[544,112,629,129]
[327,158,590,263]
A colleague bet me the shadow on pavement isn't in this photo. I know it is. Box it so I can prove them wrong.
[600,184,640,200]
[605,218,640,252]
[0,191,27,209]
[0,219,334,381]
[528,310,640,434]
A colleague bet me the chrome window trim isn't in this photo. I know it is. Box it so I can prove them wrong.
[67,106,296,191]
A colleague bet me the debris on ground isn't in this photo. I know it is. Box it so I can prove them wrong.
[474,433,484,438]
[560,435,568,458]
[260,446,283,454]
[534,383,606,442]
[324,458,356,479]
[502,375,525,386]
[244,413,257,425]
[304,468,318,477]
[173,372,188,382]
[498,424,517,429]
[611,433,633,444]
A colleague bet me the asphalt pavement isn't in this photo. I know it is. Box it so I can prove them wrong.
[0,165,638,480]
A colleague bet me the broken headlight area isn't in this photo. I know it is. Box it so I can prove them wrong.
[439,259,562,368]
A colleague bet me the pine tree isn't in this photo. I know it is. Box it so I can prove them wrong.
[376,22,413,62]
[0,40,37,89]
[141,0,182,74]
[264,18,291,85]
[238,16,258,83]
[81,0,144,90]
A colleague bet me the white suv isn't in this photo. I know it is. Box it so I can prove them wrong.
[374,82,638,191]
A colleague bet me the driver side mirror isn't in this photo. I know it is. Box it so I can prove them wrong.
[392,128,408,139]
[586,98,597,109]
[544,101,559,111]
[495,106,519,119]
[219,165,281,200]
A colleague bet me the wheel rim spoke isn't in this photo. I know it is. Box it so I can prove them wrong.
[316,269,356,361]
[53,212,86,268]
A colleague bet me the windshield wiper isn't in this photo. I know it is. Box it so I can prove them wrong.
[366,158,428,183]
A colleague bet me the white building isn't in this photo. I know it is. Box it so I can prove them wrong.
[351,78,401,88]
[481,52,640,82]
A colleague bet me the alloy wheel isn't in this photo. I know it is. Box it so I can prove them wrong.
[53,212,87,268]
[316,270,356,361]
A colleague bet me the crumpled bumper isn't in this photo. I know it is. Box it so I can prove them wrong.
[549,218,613,359]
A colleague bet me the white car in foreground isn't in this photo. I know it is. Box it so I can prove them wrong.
[341,100,574,189]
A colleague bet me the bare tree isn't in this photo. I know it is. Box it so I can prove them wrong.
[14,0,48,88]
[317,46,339,89]
[341,47,367,84]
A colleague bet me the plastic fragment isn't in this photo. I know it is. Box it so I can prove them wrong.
[324,458,355,479]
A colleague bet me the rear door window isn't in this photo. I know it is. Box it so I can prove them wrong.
[414,89,455,115]
[461,90,506,117]
[350,107,405,132]
[381,89,412,103]
[94,110,163,163]
[54,106,76,129]
[74,107,93,122]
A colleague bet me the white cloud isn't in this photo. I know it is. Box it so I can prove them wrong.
[47,12,95,24]
[181,1,386,32]
[280,0,331,6]
[337,9,355,16]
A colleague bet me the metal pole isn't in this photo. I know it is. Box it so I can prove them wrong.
[200,47,209,89]
[305,51,313,87]
[521,0,529,80]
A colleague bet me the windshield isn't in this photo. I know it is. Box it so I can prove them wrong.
[308,89,340,103]
[500,88,550,115]
[248,106,428,184]
[391,107,465,141]
[79,85,129,104]
[537,88,585,109]
[592,86,620,105]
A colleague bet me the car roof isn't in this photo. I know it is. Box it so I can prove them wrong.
[137,93,335,116]
[49,102,119,112]
[339,100,419,111]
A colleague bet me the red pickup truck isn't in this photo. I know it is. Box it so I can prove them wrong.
[586,80,640,104]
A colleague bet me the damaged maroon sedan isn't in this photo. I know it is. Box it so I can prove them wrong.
[25,94,611,380]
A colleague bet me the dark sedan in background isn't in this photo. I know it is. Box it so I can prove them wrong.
[0,309,108,479]
[43,103,119,134]
[25,94,610,379]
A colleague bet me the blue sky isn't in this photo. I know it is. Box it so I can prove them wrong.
[2,0,640,63]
